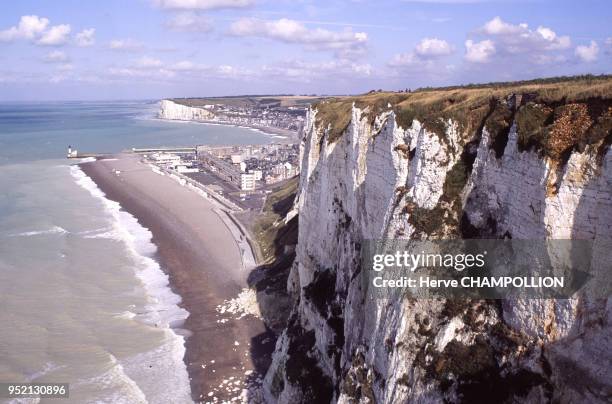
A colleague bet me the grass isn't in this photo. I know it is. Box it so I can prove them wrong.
[171,95,325,108]
[314,99,354,143]
[315,76,612,235]
[252,176,299,263]
[313,75,612,151]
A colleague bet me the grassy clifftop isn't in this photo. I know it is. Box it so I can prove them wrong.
[314,75,612,160]
[171,95,324,108]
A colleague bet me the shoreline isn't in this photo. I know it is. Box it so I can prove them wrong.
[79,154,274,403]
[154,116,298,144]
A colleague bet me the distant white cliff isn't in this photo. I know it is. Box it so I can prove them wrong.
[158,99,215,121]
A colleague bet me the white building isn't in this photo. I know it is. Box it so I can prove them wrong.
[250,169,263,180]
[151,153,181,165]
[230,154,242,164]
[240,173,256,191]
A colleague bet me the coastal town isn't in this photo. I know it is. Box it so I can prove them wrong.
[160,95,321,135]
[140,142,299,211]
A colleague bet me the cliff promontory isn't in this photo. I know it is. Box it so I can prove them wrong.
[262,76,612,403]
[158,99,215,121]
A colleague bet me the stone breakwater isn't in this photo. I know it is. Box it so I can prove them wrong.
[261,83,612,403]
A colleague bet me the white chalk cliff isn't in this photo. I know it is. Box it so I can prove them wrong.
[158,99,215,121]
[262,82,612,403]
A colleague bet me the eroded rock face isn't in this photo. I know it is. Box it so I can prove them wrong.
[158,99,215,121]
[263,95,612,403]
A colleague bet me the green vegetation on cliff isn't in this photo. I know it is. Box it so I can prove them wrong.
[313,75,612,238]
[252,176,299,263]
[314,75,612,159]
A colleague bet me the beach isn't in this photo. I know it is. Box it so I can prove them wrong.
[155,117,298,144]
[80,154,272,403]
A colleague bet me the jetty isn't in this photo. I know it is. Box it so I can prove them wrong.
[131,147,197,154]
[67,145,198,159]
[66,146,111,159]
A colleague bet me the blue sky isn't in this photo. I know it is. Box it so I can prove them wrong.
[0,0,610,100]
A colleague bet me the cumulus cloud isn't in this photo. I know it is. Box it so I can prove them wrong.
[415,38,453,58]
[0,15,93,48]
[575,41,599,62]
[37,24,71,46]
[109,39,144,51]
[75,28,95,46]
[481,16,526,36]
[153,0,252,10]
[389,37,453,68]
[464,39,496,63]
[477,17,570,55]
[165,12,213,32]
[44,50,69,63]
[0,15,49,41]
[229,18,368,59]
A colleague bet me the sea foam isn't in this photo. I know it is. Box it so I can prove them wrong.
[69,164,193,403]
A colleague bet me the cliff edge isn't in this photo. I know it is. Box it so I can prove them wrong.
[263,76,612,403]
[158,99,215,121]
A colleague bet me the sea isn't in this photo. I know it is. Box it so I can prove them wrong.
[0,101,276,403]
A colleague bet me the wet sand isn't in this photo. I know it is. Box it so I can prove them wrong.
[80,154,273,403]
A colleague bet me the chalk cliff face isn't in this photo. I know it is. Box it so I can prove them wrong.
[158,99,215,121]
[263,81,612,403]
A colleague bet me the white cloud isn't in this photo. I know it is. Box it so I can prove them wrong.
[389,37,453,68]
[44,50,69,63]
[481,16,526,35]
[465,39,496,63]
[389,52,420,67]
[37,24,71,46]
[261,59,372,82]
[477,17,570,54]
[137,56,163,68]
[108,66,177,79]
[109,39,144,51]
[415,38,453,58]
[104,56,373,84]
[106,59,258,82]
[75,28,95,46]
[0,15,91,48]
[575,41,599,62]
[170,60,197,70]
[0,15,49,41]
[153,0,252,10]
[165,12,213,32]
[229,18,368,58]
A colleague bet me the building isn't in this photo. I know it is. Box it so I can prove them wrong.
[151,153,181,165]
[250,169,263,180]
[240,173,256,191]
